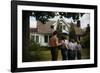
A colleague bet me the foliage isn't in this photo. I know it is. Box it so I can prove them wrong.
[81,24,90,48]
[33,11,55,24]
[66,13,84,21]
[69,23,76,41]
[81,35,90,49]
[32,11,84,24]
[25,39,50,61]
[29,40,41,51]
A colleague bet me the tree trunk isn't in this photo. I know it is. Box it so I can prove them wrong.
[22,11,32,62]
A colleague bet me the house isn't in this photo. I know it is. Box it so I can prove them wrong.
[30,17,84,46]
[30,21,56,46]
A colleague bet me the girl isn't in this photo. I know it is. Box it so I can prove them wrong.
[60,36,68,60]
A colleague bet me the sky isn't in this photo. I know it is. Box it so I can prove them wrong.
[80,14,90,28]
[29,13,90,29]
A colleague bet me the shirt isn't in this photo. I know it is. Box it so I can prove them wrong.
[68,42,76,50]
[61,40,69,48]
[49,36,58,47]
[76,44,82,50]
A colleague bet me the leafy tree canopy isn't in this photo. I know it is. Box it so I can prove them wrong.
[32,11,84,24]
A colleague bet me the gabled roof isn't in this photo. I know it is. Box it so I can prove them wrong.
[30,28,38,33]
[30,21,56,34]
[30,19,84,35]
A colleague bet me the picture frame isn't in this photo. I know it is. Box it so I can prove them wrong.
[11,1,97,72]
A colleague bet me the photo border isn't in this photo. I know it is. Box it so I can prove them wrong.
[11,1,97,72]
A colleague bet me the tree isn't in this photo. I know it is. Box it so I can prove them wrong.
[66,13,84,22]
[81,24,90,48]
[32,11,55,24]
[85,24,90,34]
[32,11,84,24]
[69,23,76,41]
[22,11,32,62]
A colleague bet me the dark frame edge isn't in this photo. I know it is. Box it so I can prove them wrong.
[11,1,17,72]
[12,0,97,9]
[94,6,98,67]
[13,64,97,72]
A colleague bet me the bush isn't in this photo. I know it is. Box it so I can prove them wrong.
[27,41,51,61]
[29,41,41,51]
[81,34,90,49]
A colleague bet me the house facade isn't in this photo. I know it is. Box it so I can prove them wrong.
[30,21,55,46]
[30,17,84,46]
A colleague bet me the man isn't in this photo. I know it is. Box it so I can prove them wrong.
[49,31,59,61]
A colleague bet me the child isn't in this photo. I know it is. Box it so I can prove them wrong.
[60,36,68,60]
[76,41,82,59]
[67,39,76,60]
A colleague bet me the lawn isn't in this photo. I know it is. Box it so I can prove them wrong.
[27,48,90,62]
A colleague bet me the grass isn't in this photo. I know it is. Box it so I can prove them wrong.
[30,50,62,62]
[81,48,90,59]
[23,48,90,62]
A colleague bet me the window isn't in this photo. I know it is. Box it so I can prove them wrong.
[31,35,35,42]
[49,36,51,40]
[36,36,39,43]
[63,25,66,30]
[44,35,48,43]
